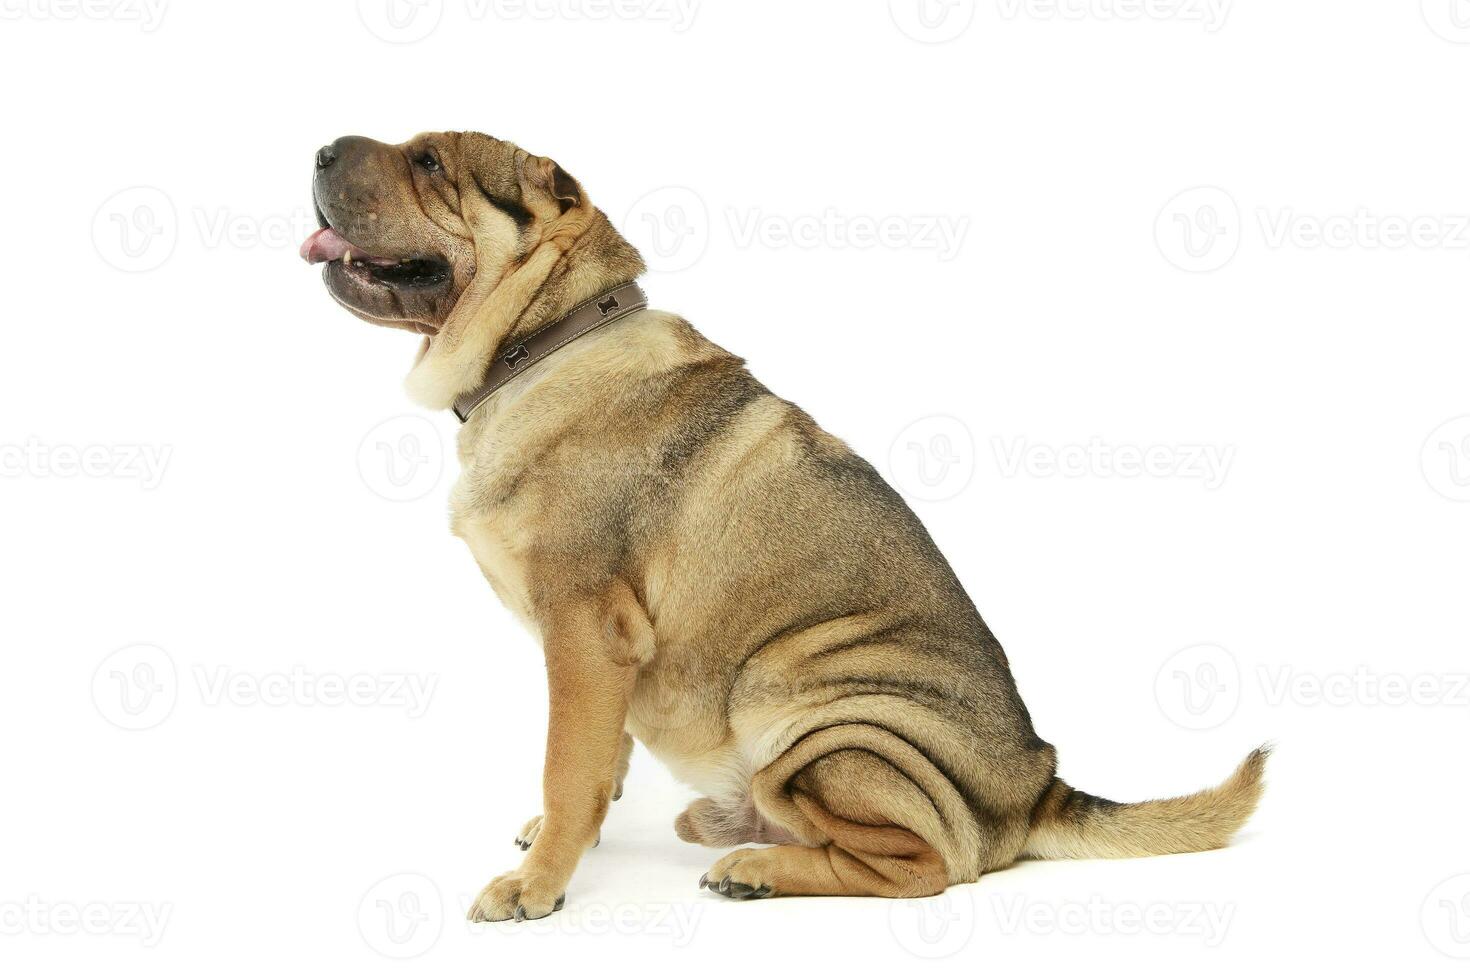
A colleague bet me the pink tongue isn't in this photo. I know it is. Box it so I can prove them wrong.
[300,227,353,264]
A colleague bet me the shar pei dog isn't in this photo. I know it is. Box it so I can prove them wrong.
[300,131,1268,923]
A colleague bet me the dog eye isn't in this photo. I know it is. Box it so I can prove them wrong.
[414,151,442,174]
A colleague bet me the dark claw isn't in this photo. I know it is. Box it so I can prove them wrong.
[612,790,623,802]
[702,873,771,901]
[515,899,559,922]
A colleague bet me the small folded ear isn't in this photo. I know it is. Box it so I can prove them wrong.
[525,154,582,213]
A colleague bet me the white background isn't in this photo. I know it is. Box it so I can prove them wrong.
[2,0,1468,975]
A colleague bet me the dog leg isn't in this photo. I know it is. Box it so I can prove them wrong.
[700,748,951,899]
[702,835,946,900]
[675,796,802,847]
[469,583,652,922]
[515,733,633,850]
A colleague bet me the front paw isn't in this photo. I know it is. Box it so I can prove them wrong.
[468,868,567,923]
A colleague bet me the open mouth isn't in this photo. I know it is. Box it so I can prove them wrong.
[299,226,450,288]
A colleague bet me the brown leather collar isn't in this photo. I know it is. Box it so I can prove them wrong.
[452,282,648,423]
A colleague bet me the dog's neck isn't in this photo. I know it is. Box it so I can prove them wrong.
[402,210,645,412]
[500,212,645,351]
[451,281,649,423]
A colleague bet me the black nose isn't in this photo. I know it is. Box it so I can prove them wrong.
[315,144,337,170]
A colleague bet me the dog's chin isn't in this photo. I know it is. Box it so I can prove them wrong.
[303,224,455,333]
[321,261,449,335]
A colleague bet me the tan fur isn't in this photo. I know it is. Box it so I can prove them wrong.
[1022,747,1270,860]
[305,131,1268,920]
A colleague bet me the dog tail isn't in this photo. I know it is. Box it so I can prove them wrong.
[1021,746,1269,860]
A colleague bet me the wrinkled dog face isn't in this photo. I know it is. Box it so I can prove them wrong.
[301,132,581,334]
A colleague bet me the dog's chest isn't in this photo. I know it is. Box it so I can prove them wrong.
[453,507,540,634]
[448,421,547,635]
